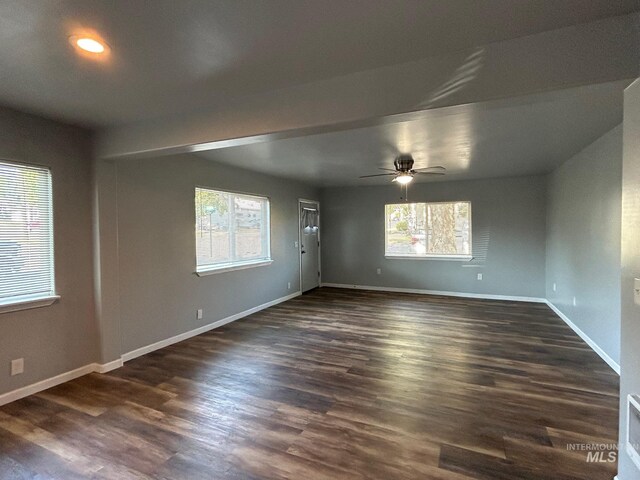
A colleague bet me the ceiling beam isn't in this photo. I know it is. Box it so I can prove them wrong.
[96,14,639,160]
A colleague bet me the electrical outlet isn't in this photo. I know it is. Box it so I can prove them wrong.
[11,358,24,376]
[572,296,577,307]
[477,273,483,281]
[553,282,557,292]
[196,309,203,320]
[287,282,291,290]
[376,268,381,275]
[294,241,299,248]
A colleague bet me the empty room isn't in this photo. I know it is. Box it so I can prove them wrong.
[1,1,639,479]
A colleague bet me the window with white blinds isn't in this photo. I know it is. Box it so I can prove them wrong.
[0,160,55,306]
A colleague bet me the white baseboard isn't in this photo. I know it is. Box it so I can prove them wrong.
[320,284,619,375]
[0,292,301,407]
[0,362,111,407]
[121,291,302,362]
[545,300,620,375]
[320,283,547,303]
[0,290,619,409]
[92,358,123,373]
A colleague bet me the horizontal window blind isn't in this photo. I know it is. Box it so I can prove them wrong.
[0,160,55,304]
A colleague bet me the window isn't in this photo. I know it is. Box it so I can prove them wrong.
[385,201,471,259]
[195,187,271,274]
[0,160,56,309]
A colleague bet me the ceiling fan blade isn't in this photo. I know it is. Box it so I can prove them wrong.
[359,173,396,178]
[413,166,446,172]
[415,171,446,175]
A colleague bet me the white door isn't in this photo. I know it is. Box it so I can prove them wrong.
[300,201,320,292]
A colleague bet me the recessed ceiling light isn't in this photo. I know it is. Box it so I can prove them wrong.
[69,35,109,54]
[76,38,105,53]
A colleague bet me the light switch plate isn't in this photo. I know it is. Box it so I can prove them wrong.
[634,278,640,306]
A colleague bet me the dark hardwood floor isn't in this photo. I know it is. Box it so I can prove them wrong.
[0,288,619,479]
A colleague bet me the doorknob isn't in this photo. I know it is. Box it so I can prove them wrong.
[301,250,306,254]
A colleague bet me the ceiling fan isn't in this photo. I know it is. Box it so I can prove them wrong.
[359,154,446,184]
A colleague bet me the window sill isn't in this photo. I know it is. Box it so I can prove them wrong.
[0,295,60,314]
[385,255,473,262]
[196,259,273,276]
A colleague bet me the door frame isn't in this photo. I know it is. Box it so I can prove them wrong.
[298,198,321,292]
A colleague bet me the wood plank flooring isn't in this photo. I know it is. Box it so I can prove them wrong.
[0,287,619,479]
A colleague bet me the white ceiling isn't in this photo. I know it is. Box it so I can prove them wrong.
[197,81,627,186]
[0,0,637,127]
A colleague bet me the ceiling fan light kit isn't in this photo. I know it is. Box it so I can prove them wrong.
[358,154,447,202]
[359,154,446,188]
[393,174,413,185]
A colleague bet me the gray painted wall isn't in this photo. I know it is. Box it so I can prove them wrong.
[0,107,98,396]
[93,158,122,364]
[618,79,640,480]
[114,155,318,354]
[320,175,547,298]
[545,125,622,366]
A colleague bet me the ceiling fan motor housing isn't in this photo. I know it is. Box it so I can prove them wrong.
[394,154,415,172]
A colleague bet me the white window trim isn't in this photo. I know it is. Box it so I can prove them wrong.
[196,258,273,276]
[384,200,472,258]
[0,159,57,313]
[0,294,60,314]
[195,186,272,275]
[385,254,473,261]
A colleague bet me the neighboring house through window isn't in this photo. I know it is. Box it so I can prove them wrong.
[195,187,271,274]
